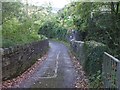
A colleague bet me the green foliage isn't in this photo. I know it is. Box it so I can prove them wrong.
[57,3,77,29]
[2,17,42,48]
[61,2,120,59]
[57,1,120,88]
[84,41,107,75]
[2,2,22,23]
[83,41,107,88]
[89,70,103,88]
[86,10,120,59]
[38,21,67,41]
[2,2,47,48]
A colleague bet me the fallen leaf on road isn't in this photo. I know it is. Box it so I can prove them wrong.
[69,51,89,88]
[2,53,48,88]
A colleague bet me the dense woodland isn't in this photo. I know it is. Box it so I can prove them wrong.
[41,2,120,60]
[2,1,120,88]
[2,1,120,59]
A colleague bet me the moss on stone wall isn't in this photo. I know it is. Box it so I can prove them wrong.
[2,39,49,81]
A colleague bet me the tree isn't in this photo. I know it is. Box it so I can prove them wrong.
[2,2,22,23]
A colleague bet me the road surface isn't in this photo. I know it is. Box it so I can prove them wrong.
[14,41,77,88]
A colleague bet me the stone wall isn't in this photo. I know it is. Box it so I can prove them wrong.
[2,39,49,80]
[70,39,85,66]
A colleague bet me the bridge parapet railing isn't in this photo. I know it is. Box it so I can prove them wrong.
[70,40,85,65]
[70,40,120,88]
[103,52,120,88]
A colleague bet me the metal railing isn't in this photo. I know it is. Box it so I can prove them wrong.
[70,40,120,88]
[103,52,120,88]
[70,40,85,66]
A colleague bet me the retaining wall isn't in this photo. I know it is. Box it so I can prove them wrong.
[1,39,49,80]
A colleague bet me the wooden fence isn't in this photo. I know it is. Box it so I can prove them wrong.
[102,52,120,88]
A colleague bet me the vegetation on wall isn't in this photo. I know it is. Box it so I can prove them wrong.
[84,41,108,88]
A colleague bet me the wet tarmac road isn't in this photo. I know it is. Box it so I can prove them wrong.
[14,41,77,88]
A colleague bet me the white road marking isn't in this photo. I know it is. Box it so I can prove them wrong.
[53,51,60,77]
[39,75,56,79]
[38,51,60,79]
[57,51,60,60]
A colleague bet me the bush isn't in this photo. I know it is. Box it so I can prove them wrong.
[89,70,102,88]
[84,40,107,75]
[38,21,67,41]
[83,40,108,88]
[2,17,47,48]
[86,12,120,60]
[2,38,16,47]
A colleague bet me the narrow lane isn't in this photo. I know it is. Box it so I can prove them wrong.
[14,41,77,88]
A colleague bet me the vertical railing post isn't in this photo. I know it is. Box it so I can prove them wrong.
[103,52,120,88]
[103,52,109,88]
[117,62,120,89]
[109,58,112,87]
[0,2,2,89]
[103,53,106,87]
